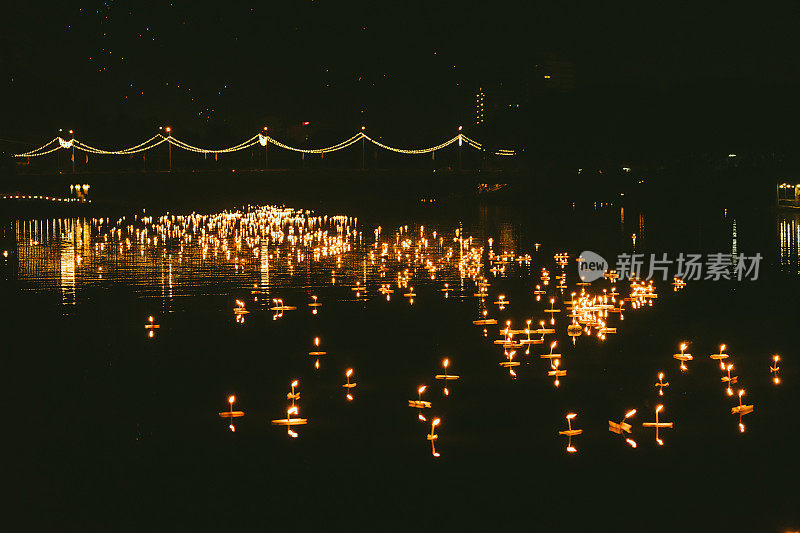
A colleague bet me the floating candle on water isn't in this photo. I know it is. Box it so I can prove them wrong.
[308,295,322,314]
[309,337,327,369]
[609,409,638,447]
[536,320,555,336]
[408,385,432,420]
[473,309,497,326]
[428,418,441,457]
[722,363,738,396]
[218,394,245,432]
[544,298,561,325]
[567,320,583,341]
[440,283,453,298]
[144,315,160,338]
[642,404,673,445]
[272,380,308,437]
[558,413,583,453]
[494,295,508,309]
[343,368,356,401]
[770,355,781,385]
[731,389,754,415]
[435,358,460,396]
[710,344,729,369]
[731,389,754,432]
[673,342,692,372]
[548,358,566,387]
[655,372,669,396]
[270,298,297,312]
[540,341,561,361]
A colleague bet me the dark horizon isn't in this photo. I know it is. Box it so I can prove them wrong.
[2,2,800,162]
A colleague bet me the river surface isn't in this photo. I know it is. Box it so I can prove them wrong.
[3,197,798,530]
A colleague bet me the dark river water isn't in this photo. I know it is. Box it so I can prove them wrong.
[2,197,799,531]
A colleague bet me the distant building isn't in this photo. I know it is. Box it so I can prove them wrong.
[475,87,485,126]
[472,83,522,131]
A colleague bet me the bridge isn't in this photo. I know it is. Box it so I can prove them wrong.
[10,127,517,172]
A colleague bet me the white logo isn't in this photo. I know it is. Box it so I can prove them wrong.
[577,250,608,282]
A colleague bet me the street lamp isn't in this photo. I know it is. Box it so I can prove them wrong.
[69,130,75,173]
[458,125,463,170]
[165,126,172,171]
[361,125,366,170]
[263,126,268,169]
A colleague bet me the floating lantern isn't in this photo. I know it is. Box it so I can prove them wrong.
[308,295,322,314]
[548,358,566,387]
[272,380,307,437]
[428,418,441,457]
[731,389,754,432]
[642,404,673,445]
[435,358,460,396]
[343,368,356,401]
[309,337,327,369]
[270,298,295,319]
[544,298,561,325]
[540,341,561,361]
[218,394,245,432]
[287,380,300,403]
[770,355,781,385]
[408,385,432,421]
[609,409,638,448]
[534,284,546,302]
[440,283,453,298]
[655,372,669,396]
[672,277,686,291]
[271,406,308,437]
[710,344,729,369]
[673,342,693,372]
[567,320,583,340]
[535,320,555,336]
[558,413,583,453]
[234,299,249,323]
[722,363,738,396]
[731,389,754,416]
[494,295,508,309]
[144,315,160,338]
[473,309,498,325]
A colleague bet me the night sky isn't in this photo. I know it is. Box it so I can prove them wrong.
[2,2,799,157]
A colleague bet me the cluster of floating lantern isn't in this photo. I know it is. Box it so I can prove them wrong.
[87,208,790,458]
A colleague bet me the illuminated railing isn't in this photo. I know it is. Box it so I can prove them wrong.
[13,130,516,158]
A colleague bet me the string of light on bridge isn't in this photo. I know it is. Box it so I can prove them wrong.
[13,129,517,158]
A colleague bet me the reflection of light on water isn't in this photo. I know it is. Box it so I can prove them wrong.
[779,214,800,274]
[59,220,80,305]
[731,219,738,266]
